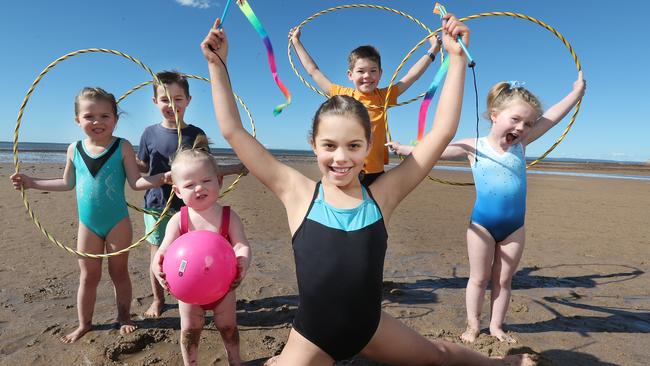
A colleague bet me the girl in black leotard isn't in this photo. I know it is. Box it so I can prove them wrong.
[201,13,536,366]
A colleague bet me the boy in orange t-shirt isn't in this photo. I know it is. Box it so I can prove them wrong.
[290,27,441,185]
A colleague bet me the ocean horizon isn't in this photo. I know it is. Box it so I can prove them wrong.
[2,141,648,165]
[2,141,649,181]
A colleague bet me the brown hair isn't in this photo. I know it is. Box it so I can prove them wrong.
[170,134,220,178]
[153,70,190,99]
[484,82,543,121]
[74,87,118,118]
[347,45,381,71]
[309,95,371,143]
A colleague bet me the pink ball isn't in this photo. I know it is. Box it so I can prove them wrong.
[162,230,237,305]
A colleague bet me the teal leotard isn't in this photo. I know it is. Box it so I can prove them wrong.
[73,138,128,238]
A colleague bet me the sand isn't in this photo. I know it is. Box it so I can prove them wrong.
[1,160,649,365]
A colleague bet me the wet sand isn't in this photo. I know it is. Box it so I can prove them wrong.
[1,160,649,365]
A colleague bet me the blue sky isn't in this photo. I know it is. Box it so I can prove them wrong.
[1,0,648,162]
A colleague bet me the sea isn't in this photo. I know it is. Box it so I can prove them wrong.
[2,141,649,182]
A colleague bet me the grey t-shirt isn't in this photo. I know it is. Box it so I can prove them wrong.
[138,123,207,210]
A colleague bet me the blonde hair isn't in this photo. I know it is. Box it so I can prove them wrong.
[484,82,543,121]
[170,134,220,178]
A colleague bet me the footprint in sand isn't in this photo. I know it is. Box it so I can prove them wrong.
[104,329,172,361]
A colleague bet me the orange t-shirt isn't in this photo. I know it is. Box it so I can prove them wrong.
[329,84,398,174]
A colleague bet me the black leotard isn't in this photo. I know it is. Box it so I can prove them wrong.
[291,182,387,360]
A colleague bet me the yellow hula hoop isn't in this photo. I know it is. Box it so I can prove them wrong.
[116,74,257,218]
[14,48,182,258]
[288,4,438,109]
[383,12,583,186]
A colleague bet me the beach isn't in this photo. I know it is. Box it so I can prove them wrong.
[1,159,649,365]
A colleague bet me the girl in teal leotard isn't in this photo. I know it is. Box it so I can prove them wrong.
[10,87,170,343]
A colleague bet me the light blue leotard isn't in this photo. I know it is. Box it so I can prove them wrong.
[470,137,526,242]
[73,138,128,238]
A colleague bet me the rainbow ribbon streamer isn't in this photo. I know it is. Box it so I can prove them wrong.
[237,0,292,116]
[416,56,449,141]
[416,3,476,141]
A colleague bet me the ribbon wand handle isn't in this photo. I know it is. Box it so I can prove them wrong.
[216,0,233,29]
[457,39,475,67]
[434,3,476,67]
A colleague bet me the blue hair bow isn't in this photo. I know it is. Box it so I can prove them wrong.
[507,80,526,89]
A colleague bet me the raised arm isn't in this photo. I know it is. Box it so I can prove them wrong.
[395,34,442,96]
[525,71,586,145]
[372,14,469,218]
[9,143,76,192]
[202,20,310,206]
[289,26,333,93]
[122,140,169,190]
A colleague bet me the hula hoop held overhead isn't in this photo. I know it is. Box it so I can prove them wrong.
[288,5,583,186]
[287,4,439,109]
[13,49,256,258]
[382,11,583,186]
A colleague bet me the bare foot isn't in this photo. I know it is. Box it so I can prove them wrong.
[60,325,91,343]
[460,326,480,343]
[119,320,138,334]
[264,355,279,366]
[490,328,517,344]
[144,300,164,318]
[501,353,538,366]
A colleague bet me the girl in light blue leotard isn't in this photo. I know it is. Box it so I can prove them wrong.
[10,87,169,343]
[387,74,585,344]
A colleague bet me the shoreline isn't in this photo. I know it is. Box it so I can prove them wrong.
[4,156,650,181]
[2,142,649,167]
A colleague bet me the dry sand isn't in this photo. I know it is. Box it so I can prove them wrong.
[1,160,649,365]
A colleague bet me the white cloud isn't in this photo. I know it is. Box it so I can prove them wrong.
[175,0,213,9]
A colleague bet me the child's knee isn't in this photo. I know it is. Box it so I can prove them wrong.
[426,340,451,364]
[468,276,489,288]
[217,324,239,344]
[497,277,513,289]
[216,322,238,335]
[79,270,101,286]
[108,266,130,284]
[181,315,205,330]
[180,328,202,349]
